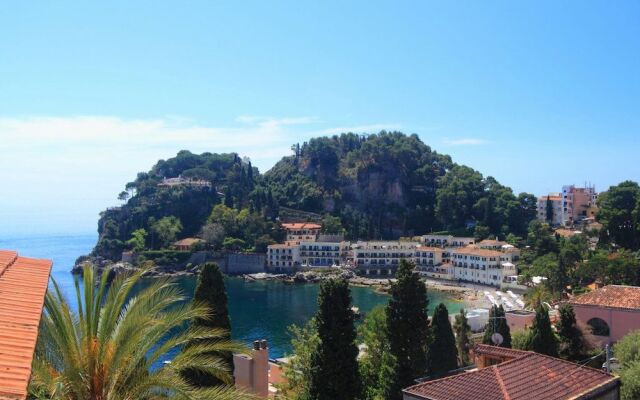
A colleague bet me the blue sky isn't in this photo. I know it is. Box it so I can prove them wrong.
[0,1,638,236]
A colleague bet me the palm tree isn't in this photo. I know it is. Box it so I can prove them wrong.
[29,265,251,400]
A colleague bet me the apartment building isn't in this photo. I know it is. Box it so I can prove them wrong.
[537,185,598,226]
[266,243,300,272]
[353,241,418,276]
[537,193,564,226]
[561,185,598,225]
[420,234,475,248]
[281,222,321,242]
[451,246,517,286]
[299,241,350,267]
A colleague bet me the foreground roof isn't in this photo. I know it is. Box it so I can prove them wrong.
[404,346,618,400]
[0,250,53,400]
[568,285,640,311]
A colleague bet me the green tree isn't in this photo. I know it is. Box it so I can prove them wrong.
[557,304,588,361]
[615,331,640,400]
[597,181,640,250]
[453,309,472,366]
[202,222,225,249]
[359,305,393,400]
[29,265,247,400]
[614,330,640,366]
[385,260,429,400]
[512,329,533,350]
[126,228,147,252]
[528,305,559,357]
[279,320,319,399]
[428,303,458,375]
[557,304,589,361]
[545,195,554,224]
[152,215,183,248]
[482,305,512,348]
[223,237,246,251]
[308,279,361,400]
[183,263,233,387]
[322,214,345,235]
[620,361,640,400]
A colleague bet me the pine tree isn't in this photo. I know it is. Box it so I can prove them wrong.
[482,305,512,348]
[385,260,429,400]
[184,262,233,386]
[546,195,554,224]
[453,309,472,366]
[308,278,361,400]
[428,303,458,375]
[557,304,585,361]
[529,305,559,357]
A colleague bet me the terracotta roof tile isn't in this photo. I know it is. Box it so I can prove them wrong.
[568,285,640,310]
[0,250,53,400]
[404,350,618,400]
[473,344,529,360]
[281,223,321,230]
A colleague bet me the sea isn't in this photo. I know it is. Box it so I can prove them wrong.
[0,233,466,359]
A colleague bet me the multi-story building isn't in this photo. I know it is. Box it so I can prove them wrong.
[451,246,517,286]
[537,185,598,226]
[281,222,322,242]
[537,193,564,226]
[419,234,475,248]
[299,241,350,267]
[414,246,454,279]
[352,241,419,276]
[266,243,300,273]
[561,185,598,225]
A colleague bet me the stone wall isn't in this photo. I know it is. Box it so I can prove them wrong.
[223,253,266,275]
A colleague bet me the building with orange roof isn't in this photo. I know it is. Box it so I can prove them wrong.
[281,222,322,242]
[403,344,620,400]
[567,285,640,346]
[0,250,53,400]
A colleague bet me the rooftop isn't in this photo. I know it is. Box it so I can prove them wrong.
[173,237,204,246]
[478,239,508,247]
[404,345,618,400]
[452,246,503,258]
[281,222,322,230]
[0,250,53,400]
[416,246,445,252]
[568,285,640,310]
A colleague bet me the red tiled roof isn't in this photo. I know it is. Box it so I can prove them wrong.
[0,250,53,400]
[473,344,529,360]
[568,285,640,310]
[281,223,321,230]
[404,350,618,400]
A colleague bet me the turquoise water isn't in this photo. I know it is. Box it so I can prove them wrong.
[0,234,466,359]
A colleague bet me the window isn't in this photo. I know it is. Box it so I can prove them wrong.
[587,318,610,336]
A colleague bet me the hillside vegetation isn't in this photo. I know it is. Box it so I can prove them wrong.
[93,131,537,260]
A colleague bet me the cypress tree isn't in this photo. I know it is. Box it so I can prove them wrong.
[557,304,586,361]
[385,259,429,400]
[453,309,472,366]
[308,278,361,400]
[529,305,559,357]
[428,303,458,375]
[482,305,512,348]
[185,262,233,386]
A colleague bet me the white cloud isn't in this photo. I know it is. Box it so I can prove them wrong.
[442,137,487,146]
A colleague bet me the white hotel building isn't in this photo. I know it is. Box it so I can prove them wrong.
[353,241,418,276]
[451,246,517,286]
[299,241,350,267]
